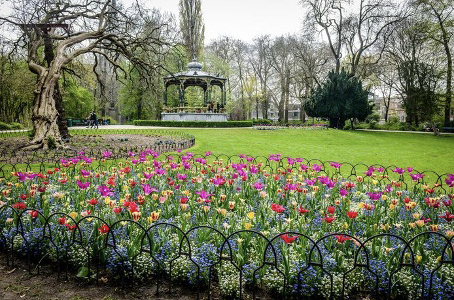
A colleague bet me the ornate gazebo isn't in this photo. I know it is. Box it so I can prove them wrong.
[162,60,228,121]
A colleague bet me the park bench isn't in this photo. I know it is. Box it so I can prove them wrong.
[442,127,454,133]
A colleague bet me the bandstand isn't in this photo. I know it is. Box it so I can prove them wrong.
[162,60,228,122]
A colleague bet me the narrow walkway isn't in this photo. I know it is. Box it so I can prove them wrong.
[70,125,252,130]
[1,125,453,134]
[356,129,454,135]
[72,125,454,135]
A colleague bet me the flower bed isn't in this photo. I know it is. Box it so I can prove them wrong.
[0,152,453,299]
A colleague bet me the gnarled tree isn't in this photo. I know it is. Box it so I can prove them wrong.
[0,0,172,149]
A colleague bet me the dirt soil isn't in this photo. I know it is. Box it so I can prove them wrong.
[0,253,378,300]
[0,134,185,152]
[0,253,215,300]
[0,134,191,165]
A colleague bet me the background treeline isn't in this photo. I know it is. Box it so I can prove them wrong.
[0,0,452,128]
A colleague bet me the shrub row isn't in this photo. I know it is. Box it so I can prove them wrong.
[133,120,253,127]
[0,121,25,130]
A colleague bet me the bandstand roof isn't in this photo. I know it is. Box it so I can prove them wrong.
[164,60,226,89]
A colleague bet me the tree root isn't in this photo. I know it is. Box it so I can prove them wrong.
[18,139,69,151]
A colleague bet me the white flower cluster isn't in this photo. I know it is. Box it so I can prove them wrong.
[132,253,155,281]
[67,244,88,268]
[218,262,241,298]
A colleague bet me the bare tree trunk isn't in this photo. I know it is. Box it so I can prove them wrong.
[43,31,69,141]
[54,81,70,140]
[24,72,64,150]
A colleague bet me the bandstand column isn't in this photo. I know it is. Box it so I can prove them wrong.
[222,86,226,106]
[179,81,185,107]
[206,80,212,106]
[163,86,168,106]
[203,85,208,106]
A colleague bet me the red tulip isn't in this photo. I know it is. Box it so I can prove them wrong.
[440,212,454,222]
[298,206,310,214]
[98,224,110,234]
[271,203,285,213]
[280,234,298,244]
[323,216,336,223]
[29,210,39,218]
[347,211,358,219]
[65,224,77,231]
[58,216,66,225]
[327,206,335,214]
[12,202,27,210]
[335,235,352,244]
[87,198,98,206]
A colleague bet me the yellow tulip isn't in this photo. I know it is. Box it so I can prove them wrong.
[415,255,422,264]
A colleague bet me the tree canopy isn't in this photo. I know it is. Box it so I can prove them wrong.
[0,0,173,149]
[305,69,370,128]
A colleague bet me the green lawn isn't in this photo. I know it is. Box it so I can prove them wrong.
[171,128,454,174]
[1,128,452,175]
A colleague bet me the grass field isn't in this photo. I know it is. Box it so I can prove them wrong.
[1,127,453,175]
[171,128,454,174]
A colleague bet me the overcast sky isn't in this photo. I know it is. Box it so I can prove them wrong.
[145,0,305,43]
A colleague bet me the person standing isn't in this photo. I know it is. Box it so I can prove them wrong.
[86,112,93,128]
[91,111,98,129]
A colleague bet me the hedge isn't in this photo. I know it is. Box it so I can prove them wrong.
[0,122,12,130]
[251,119,273,125]
[0,122,25,130]
[133,120,253,127]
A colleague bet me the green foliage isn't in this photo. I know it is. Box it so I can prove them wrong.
[304,69,370,128]
[62,78,94,119]
[0,56,35,126]
[118,67,157,121]
[0,122,25,130]
[184,86,205,107]
[103,117,117,125]
[9,122,24,129]
[133,120,252,127]
[397,60,442,125]
[179,0,205,60]
[0,121,12,130]
[251,119,273,125]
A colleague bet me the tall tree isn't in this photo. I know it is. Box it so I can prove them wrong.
[0,0,171,149]
[301,0,345,73]
[179,0,205,61]
[375,58,400,122]
[301,0,406,76]
[342,0,406,76]
[269,36,294,122]
[412,0,453,126]
[249,35,273,119]
[386,19,443,126]
[292,34,330,122]
[231,40,249,120]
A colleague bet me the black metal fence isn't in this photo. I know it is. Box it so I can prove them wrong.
[0,204,453,300]
[1,152,452,193]
[0,129,196,178]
